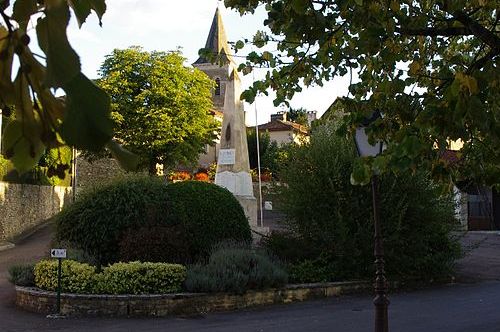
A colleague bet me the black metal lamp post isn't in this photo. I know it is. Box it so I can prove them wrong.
[354,113,389,332]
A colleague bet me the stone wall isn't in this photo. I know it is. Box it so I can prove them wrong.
[16,281,370,317]
[75,156,125,196]
[0,182,72,242]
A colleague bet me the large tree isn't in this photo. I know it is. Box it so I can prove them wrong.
[224,0,500,186]
[97,47,219,174]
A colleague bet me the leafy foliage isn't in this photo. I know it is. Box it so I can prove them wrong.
[246,128,290,179]
[225,0,500,186]
[118,224,192,264]
[97,47,219,173]
[247,127,271,170]
[33,259,186,295]
[163,181,253,261]
[0,1,125,173]
[8,263,35,286]
[55,176,252,266]
[94,261,186,295]
[55,175,170,266]
[185,245,288,294]
[287,107,309,127]
[268,123,461,281]
[34,259,96,293]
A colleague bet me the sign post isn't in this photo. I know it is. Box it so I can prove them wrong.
[50,249,66,316]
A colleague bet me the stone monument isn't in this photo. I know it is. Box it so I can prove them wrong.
[193,8,267,234]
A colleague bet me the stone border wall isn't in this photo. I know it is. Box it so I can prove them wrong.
[16,281,370,317]
[0,182,72,242]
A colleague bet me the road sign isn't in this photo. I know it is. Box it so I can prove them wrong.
[50,249,67,258]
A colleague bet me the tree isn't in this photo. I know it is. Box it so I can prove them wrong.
[224,0,500,187]
[0,0,127,173]
[287,107,308,127]
[97,47,219,174]
[246,127,271,169]
[268,122,460,280]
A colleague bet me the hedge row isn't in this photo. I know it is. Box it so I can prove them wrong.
[34,260,186,295]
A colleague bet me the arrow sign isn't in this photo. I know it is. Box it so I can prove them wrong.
[50,249,67,258]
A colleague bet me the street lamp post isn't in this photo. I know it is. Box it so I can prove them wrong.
[354,112,389,332]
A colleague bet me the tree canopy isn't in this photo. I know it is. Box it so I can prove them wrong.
[287,107,309,126]
[97,47,219,173]
[0,0,124,173]
[224,0,500,186]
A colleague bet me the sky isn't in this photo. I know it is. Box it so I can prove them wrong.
[59,0,350,125]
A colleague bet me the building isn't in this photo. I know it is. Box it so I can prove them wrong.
[257,111,311,145]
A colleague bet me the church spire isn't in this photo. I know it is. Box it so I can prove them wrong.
[194,8,232,64]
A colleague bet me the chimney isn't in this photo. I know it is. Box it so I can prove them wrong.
[307,111,317,125]
[270,111,287,122]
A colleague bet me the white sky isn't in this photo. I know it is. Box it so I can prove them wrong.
[61,1,350,125]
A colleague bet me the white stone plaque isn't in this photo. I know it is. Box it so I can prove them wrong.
[218,149,236,165]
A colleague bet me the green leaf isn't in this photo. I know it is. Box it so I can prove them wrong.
[106,139,139,171]
[235,40,244,49]
[0,26,14,105]
[36,0,81,88]
[61,73,113,151]
[2,120,45,173]
[68,0,106,27]
[88,0,106,26]
[12,0,38,26]
[67,0,91,28]
[350,158,371,186]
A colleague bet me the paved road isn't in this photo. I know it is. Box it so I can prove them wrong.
[1,227,500,332]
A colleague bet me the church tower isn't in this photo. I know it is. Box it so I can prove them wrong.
[194,8,266,234]
[193,7,233,114]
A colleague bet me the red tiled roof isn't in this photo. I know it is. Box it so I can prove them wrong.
[257,120,309,135]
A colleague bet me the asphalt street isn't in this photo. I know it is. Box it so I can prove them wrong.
[1,226,500,332]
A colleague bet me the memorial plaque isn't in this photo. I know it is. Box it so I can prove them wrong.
[218,148,236,165]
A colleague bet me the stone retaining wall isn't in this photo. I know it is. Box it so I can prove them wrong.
[0,182,72,242]
[16,281,370,317]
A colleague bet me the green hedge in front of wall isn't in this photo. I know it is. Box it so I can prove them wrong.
[33,260,186,295]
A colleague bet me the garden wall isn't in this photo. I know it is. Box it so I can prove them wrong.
[0,182,72,242]
[16,281,370,317]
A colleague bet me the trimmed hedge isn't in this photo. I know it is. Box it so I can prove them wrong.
[34,260,186,295]
[56,175,169,265]
[56,176,252,266]
[95,261,186,295]
[34,260,96,294]
[161,181,252,261]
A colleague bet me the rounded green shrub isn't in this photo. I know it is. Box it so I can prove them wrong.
[55,175,169,265]
[56,176,252,266]
[161,181,252,261]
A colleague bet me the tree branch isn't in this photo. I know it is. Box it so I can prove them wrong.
[451,10,500,51]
